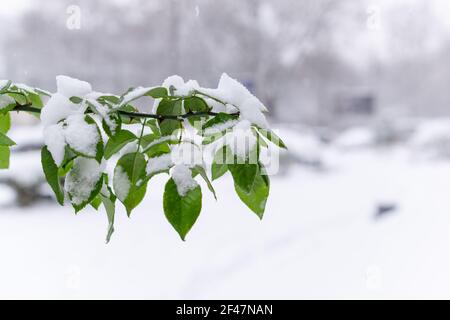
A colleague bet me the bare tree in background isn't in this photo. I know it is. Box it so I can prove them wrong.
[3,0,359,123]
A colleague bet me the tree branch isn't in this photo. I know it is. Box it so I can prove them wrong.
[13,104,239,121]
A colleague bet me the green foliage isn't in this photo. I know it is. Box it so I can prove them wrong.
[0,146,10,169]
[228,162,258,194]
[41,146,65,205]
[234,167,269,219]
[0,78,286,242]
[0,113,11,168]
[202,112,239,132]
[163,178,202,241]
[113,152,147,216]
[104,130,137,159]
[0,132,15,146]
[256,127,288,149]
[211,146,231,180]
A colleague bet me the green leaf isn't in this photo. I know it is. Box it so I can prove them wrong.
[102,114,122,137]
[146,119,160,135]
[0,81,12,92]
[157,99,183,136]
[101,194,116,243]
[90,195,102,210]
[69,96,83,104]
[0,132,15,146]
[184,96,209,112]
[156,99,182,116]
[8,92,27,105]
[144,87,168,99]
[202,132,226,145]
[192,166,216,200]
[211,146,231,180]
[65,116,104,162]
[159,119,181,137]
[104,130,137,159]
[145,143,171,158]
[163,178,202,241]
[256,128,287,149]
[0,146,10,169]
[202,112,239,132]
[66,158,104,212]
[0,113,11,133]
[85,115,104,162]
[228,162,258,194]
[41,146,64,205]
[28,92,43,108]
[234,170,269,219]
[113,152,147,216]
[98,95,120,104]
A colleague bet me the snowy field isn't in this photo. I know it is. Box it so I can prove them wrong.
[1,124,450,299]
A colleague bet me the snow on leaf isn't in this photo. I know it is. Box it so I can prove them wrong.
[0,95,15,111]
[146,153,173,176]
[43,123,66,166]
[64,114,100,158]
[170,164,198,197]
[113,165,131,202]
[65,157,104,209]
[223,120,257,159]
[40,93,82,126]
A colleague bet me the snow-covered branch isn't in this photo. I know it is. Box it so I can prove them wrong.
[0,74,286,243]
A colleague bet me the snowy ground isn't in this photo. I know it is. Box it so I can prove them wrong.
[2,125,450,299]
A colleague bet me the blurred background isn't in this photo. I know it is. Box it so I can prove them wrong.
[2,0,450,299]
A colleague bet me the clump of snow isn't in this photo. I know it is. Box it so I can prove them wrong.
[223,120,257,159]
[335,127,375,149]
[170,164,198,196]
[40,93,82,126]
[113,166,131,202]
[64,157,103,205]
[410,119,450,159]
[120,141,140,156]
[203,73,267,112]
[171,142,203,168]
[63,114,99,157]
[121,86,155,105]
[56,75,92,98]
[162,75,199,97]
[162,75,186,91]
[101,181,111,198]
[146,153,173,176]
[14,83,38,94]
[0,80,8,88]
[41,76,96,163]
[239,98,269,128]
[43,124,66,166]
[85,92,117,101]
[176,80,200,97]
[199,73,268,127]
[0,95,15,110]
[204,98,226,113]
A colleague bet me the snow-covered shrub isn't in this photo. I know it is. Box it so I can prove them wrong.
[0,75,286,242]
[276,128,325,173]
[410,119,450,160]
[334,126,375,149]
